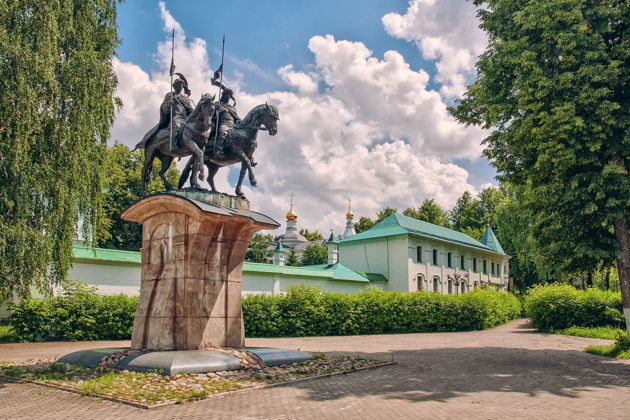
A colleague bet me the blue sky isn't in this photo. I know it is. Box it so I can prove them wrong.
[112,1,496,232]
[117,1,436,93]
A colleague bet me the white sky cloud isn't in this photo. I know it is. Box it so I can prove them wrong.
[110,2,485,235]
[382,0,487,99]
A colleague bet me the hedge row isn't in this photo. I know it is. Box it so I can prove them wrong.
[9,282,137,342]
[524,284,625,331]
[242,286,522,337]
[8,284,521,342]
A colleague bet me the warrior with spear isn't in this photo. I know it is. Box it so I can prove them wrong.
[209,35,241,159]
[133,30,194,152]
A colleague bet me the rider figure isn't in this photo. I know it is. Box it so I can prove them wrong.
[213,88,241,159]
[133,76,194,151]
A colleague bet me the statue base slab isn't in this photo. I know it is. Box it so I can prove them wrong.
[58,347,312,375]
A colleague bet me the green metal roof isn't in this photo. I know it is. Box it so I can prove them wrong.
[480,227,505,254]
[302,263,387,283]
[357,272,388,282]
[340,213,506,255]
[243,262,372,283]
[274,241,285,252]
[72,245,142,264]
[325,231,339,244]
[71,244,388,283]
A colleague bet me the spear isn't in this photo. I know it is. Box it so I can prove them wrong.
[212,34,225,157]
[169,29,175,152]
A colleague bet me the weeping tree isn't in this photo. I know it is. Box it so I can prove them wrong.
[452,0,629,334]
[0,1,120,301]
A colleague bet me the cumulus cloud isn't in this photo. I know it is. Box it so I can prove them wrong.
[110,3,484,234]
[382,0,487,98]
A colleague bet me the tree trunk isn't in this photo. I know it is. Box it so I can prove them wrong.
[613,216,630,337]
[604,268,610,291]
[586,271,593,287]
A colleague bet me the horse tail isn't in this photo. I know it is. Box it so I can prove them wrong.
[178,157,194,189]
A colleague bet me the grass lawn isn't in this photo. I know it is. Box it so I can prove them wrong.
[586,345,630,359]
[553,326,630,359]
[555,326,624,340]
[0,325,17,343]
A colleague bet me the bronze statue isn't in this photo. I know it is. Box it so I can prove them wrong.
[139,93,216,195]
[178,103,279,199]
[212,88,241,159]
[133,73,194,152]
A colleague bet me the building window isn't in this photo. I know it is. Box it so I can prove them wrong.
[473,258,477,272]
[447,252,452,268]
[416,246,422,263]
[461,282,466,294]
[433,277,439,292]
[491,262,495,275]
[483,260,487,274]
[416,275,424,292]
[461,255,465,270]
[448,279,453,294]
[433,249,438,265]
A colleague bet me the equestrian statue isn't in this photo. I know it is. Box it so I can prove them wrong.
[133,73,216,195]
[177,66,279,199]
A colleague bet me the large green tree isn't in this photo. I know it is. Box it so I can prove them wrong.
[0,1,120,301]
[403,199,451,228]
[97,143,180,251]
[300,243,328,266]
[453,0,629,333]
[354,207,398,233]
[299,229,324,241]
[244,233,274,263]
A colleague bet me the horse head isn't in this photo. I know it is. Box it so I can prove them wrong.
[263,102,280,136]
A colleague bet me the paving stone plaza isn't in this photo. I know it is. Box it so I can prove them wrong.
[1,319,629,419]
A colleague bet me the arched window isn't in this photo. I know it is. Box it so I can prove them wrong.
[433,276,439,292]
[448,279,453,294]
[416,274,424,292]
[461,282,466,294]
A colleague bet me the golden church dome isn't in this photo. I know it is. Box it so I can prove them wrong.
[286,208,297,221]
[346,210,354,219]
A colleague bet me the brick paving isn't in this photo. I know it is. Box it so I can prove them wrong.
[1,319,629,420]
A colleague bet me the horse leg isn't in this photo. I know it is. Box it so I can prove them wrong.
[188,155,201,189]
[187,141,205,182]
[234,149,257,188]
[158,155,174,191]
[206,162,220,192]
[235,162,248,198]
[140,147,155,196]
[177,158,194,189]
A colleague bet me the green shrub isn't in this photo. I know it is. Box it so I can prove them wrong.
[242,286,521,337]
[524,284,624,331]
[9,280,137,342]
[0,325,17,343]
[9,283,521,342]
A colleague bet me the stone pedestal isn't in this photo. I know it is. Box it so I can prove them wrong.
[121,192,279,350]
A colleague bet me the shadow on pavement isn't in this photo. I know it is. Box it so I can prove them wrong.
[281,346,630,404]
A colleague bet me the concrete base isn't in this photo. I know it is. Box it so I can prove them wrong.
[117,350,241,374]
[121,192,279,351]
[248,347,312,367]
[58,348,127,368]
[57,347,312,375]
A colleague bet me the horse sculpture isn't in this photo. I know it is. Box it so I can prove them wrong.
[139,93,216,195]
[178,103,279,198]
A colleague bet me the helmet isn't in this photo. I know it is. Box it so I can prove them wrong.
[221,88,234,103]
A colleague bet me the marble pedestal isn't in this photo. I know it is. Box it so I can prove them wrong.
[121,191,279,350]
